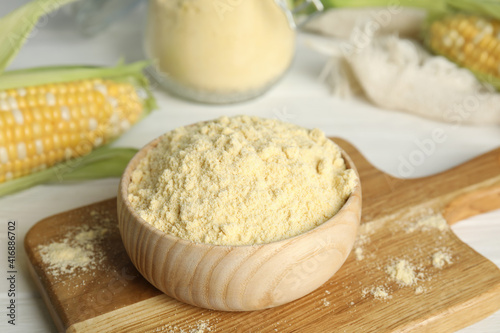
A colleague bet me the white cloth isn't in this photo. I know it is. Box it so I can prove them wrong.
[306,8,500,125]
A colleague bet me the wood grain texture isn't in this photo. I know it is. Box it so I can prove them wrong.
[24,138,500,332]
[24,200,162,331]
[117,136,362,311]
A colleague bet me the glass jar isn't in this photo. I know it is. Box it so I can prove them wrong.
[144,0,313,104]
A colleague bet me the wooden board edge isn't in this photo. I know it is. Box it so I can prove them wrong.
[66,295,175,333]
[443,185,500,225]
[404,281,500,333]
[26,256,66,332]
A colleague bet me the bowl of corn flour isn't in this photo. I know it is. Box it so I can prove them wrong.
[117,115,361,311]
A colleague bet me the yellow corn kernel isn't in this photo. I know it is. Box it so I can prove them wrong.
[13,160,22,173]
[69,133,79,147]
[3,129,13,144]
[55,121,68,133]
[46,150,57,166]
[41,106,53,122]
[6,89,17,97]
[16,97,27,109]
[42,136,53,153]
[26,142,36,158]
[3,113,15,127]
[76,93,86,105]
[31,155,40,170]
[60,134,70,149]
[13,127,24,142]
[3,162,13,173]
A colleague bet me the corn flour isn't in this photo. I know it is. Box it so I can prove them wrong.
[128,116,357,245]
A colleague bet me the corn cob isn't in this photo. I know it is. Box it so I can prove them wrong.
[0,63,155,184]
[427,13,500,85]
[0,1,155,195]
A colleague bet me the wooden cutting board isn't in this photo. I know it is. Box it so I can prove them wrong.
[25,138,500,333]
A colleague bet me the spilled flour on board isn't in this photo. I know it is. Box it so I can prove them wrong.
[406,214,449,233]
[385,259,424,287]
[362,286,392,300]
[151,319,215,333]
[432,249,453,269]
[321,298,331,306]
[353,221,378,261]
[351,211,456,303]
[415,286,425,295]
[37,210,112,277]
[354,247,364,261]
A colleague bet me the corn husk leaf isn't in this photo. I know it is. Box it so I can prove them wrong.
[292,0,448,15]
[447,0,500,20]
[293,0,500,18]
[0,61,145,89]
[0,0,77,74]
[474,72,500,91]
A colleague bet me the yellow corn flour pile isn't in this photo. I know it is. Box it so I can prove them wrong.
[128,116,357,245]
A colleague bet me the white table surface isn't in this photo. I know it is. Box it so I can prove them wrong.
[0,2,499,332]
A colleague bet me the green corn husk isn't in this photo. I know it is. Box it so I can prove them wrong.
[447,0,500,20]
[292,0,500,18]
[291,0,447,16]
[0,0,78,74]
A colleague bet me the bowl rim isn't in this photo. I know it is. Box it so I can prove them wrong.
[119,134,361,249]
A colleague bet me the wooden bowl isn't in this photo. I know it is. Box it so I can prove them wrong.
[117,136,362,311]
